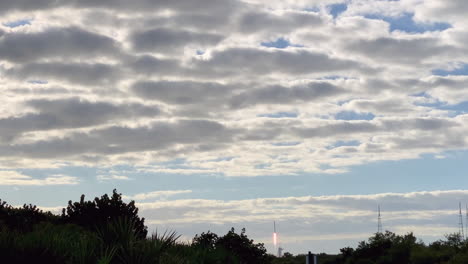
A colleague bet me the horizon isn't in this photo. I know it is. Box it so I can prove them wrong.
[1,0,468,255]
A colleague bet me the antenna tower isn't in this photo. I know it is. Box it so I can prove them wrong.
[377,205,383,233]
[459,202,464,239]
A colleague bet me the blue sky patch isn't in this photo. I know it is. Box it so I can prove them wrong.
[416,100,468,116]
[327,140,361,149]
[335,111,375,120]
[318,75,353,81]
[3,19,32,28]
[365,13,451,33]
[303,7,320,13]
[28,80,49,84]
[258,112,298,118]
[255,163,271,169]
[432,64,468,76]
[261,38,303,49]
[328,3,348,18]
[271,141,301,147]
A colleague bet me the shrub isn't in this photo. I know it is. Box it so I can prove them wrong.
[61,189,147,239]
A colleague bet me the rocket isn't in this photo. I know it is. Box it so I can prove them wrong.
[273,221,278,247]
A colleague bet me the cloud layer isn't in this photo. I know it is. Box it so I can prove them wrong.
[134,190,468,253]
[1,0,467,176]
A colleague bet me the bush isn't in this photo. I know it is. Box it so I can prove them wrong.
[0,199,58,232]
[61,189,147,239]
[193,228,269,264]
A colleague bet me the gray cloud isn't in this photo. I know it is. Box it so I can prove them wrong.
[230,82,345,108]
[0,0,58,13]
[130,28,224,53]
[238,10,324,34]
[0,0,466,177]
[346,37,452,64]
[2,119,237,158]
[294,121,379,138]
[191,48,369,77]
[415,0,468,24]
[0,0,241,15]
[0,27,119,63]
[7,62,122,86]
[132,80,345,112]
[70,0,241,14]
[0,98,160,141]
[293,117,459,139]
[381,117,459,131]
[132,80,231,105]
[127,55,182,76]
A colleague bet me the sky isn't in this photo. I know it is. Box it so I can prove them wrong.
[1,0,468,255]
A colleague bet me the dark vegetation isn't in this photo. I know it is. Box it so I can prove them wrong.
[1,190,468,263]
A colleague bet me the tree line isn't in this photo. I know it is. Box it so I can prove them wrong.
[0,189,270,263]
[1,190,468,263]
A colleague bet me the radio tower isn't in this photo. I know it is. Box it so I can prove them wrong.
[377,205,383,234]
[458,202,464,239]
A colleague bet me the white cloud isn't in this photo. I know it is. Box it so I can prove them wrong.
[0,0,467,177]
[0,171,78,185]
[138,190,468,253]
[124,190,193,201]
[96,174,131,181]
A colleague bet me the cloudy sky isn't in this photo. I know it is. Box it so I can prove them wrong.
[1,0,468,254]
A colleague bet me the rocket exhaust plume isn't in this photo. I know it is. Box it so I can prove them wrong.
[273,221,278,247]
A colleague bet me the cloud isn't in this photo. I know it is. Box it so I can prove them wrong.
[126,55,182,77]
[0,27,119,63]
[414,0,468,25]
[139,190,468,224]
[191,48,370,78]
[0,0,58,14]
[6,62,123,86]
[96,174,131,181]
[229,82,345,108]
[130,28,224,54]
[345,36,452,65]
[237,10,324,34]
[70,0,241,14]
[0,98,161,141]
[0,171,78,185]
[124,190,193,201]
[132,80,231,105]
[0,0,467,177]
[136,190,468,253]
[1,119,237,158]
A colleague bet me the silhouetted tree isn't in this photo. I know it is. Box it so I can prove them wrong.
[61,189,147,239]
[216,227,269,264]
[193,228,270,263]
[0,199,57,232]
[193,230,219,250]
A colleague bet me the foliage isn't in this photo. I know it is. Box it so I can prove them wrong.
[0,199,58,232]
[193,228,270,264]
[61,189,147,239]
[4,191,468,263]
[331,231,468,264]
[0,191,270,263]
[216,227,270,264]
